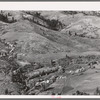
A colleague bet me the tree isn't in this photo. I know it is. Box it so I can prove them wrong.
[46,19,62,30]
[94,87,100,95]
[34,12,41,17]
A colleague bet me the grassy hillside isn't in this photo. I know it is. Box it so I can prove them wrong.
[0,11,100,63]
[0,10,100,95]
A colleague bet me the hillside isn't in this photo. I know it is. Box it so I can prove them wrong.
[0,10,100,95]
[1,11,100,67]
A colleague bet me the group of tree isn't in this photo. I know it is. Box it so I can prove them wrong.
[33,12,64,31]
[0,11,16,23]
[63,11,78,15]
[45,19,63,31]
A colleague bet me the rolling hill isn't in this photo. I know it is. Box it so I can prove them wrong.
[0,11,100,63]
